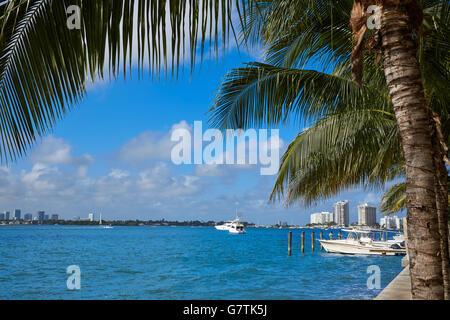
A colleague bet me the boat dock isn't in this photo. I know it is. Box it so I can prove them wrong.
[375,267,412,300]
[375,218,412,300]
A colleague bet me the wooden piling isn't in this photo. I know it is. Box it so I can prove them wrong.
[338,230,342,240]
[380,232,384,241]
[311,232,315,251]
[288,231,292,256]
[320,231,323,250]
[301,231,305,253]
[385,232,388,241]
[329,231,333,240]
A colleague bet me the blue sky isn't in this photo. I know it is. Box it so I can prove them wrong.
[0,48,402,225]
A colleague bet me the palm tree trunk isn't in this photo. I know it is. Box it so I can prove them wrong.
[431,111,450,299]
[380,4,443,299]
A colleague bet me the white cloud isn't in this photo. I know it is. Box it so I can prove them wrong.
[108,169,130,179]
[0,159,208,219]
[194,130,285,177]
[0,127,298,224]
[116,120,191,163]
[29,136,93,167]
[363,192,380,205]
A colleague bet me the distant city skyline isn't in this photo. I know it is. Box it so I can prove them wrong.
[0,209,59,222]
[2,196,405,225]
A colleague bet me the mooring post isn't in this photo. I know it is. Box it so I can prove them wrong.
[311,232,315,251]
[380,232,383,241]
[338,230,342,240]
[301,231,305,253]
[320,231,323,250]
[288,231,292,256]
[329,231,333,240]
[385,232,388,241]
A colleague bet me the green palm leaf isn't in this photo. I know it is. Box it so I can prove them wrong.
[270,109,403,206]
[0,0,239,162]
[209,62,390,130]
[380,182,407,215]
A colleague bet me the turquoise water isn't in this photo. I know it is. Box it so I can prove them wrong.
[0,226,403,299]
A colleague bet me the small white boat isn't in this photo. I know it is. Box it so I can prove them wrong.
[99,213,113,229]
[319,228,405,256]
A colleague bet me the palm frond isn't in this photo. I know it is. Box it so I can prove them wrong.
[0,0,240,162]
[380,182,407,215]
[209,61,391,130]
[269,109,403,206]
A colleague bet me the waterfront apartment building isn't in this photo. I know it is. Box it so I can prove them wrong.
[333,200,349,227]
[88,213,94,222]
[24,213,33,221]
[3,211,10,220]
[393,216,402,229]
[357,203,377,226]
[37,211,45,221]
[51,214,59,221]
[14,209,21,221]
[380,215,403,230]
[0,213,4,220]
[310,212,334,225]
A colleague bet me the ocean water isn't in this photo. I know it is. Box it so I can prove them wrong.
[0,226,403,300]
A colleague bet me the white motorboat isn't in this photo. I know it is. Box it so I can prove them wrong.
[215,215,246,234]
[215,217,239,231]
[215,209,244,232]
[215,218,246,234]
[318,228,406,256]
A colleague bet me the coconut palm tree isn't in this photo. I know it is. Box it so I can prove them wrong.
[209,0,449,299]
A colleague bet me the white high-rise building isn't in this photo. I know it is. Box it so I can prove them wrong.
[322,212,334,224]
[393,216,402,230]
[310,213,320,224]
[357,203,377,226]
[310,212,334,225]
[334,200,349,226]
[88,213,94,222]
[380,215,403,230]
